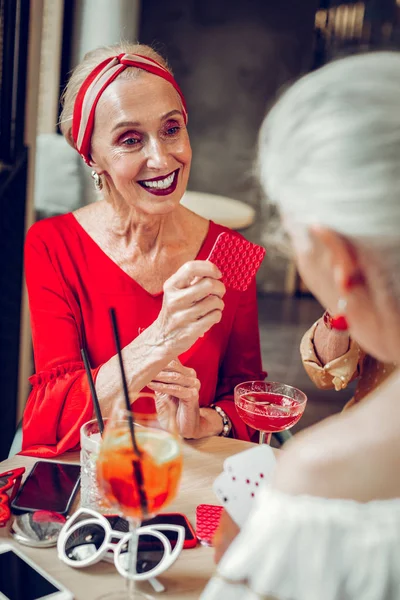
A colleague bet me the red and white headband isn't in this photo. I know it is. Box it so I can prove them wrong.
[71,53,188,164]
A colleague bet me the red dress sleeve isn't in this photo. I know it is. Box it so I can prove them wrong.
[214,278,267,441]
[21,225,99,457]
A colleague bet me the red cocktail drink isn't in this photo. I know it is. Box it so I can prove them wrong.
[235,382,307,444]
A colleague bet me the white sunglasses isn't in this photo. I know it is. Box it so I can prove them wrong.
[57,508,184,583]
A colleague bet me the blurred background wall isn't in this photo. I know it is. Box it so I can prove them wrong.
[139,0,318,294]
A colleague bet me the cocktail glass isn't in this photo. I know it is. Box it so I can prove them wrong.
[234,381,307,444]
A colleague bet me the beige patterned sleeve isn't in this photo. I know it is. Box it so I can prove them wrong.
[300,321,363,391]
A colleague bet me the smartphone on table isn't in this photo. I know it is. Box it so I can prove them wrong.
[11,461,81,516]
[0,543,73,600]
[106,512,197,549]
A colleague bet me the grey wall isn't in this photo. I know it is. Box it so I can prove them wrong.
[140,0,318,292]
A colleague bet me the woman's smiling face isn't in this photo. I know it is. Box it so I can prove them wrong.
[90,71,192,215]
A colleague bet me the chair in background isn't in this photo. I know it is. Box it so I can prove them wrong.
[34,133,83,219]
[181,191,255,231]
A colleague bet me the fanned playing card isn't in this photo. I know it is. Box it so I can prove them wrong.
[213,445,276,527]
[207,232,266,292]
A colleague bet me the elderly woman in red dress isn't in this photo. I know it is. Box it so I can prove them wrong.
[21,43,265,457]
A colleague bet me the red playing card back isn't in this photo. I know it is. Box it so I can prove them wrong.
[195,503,224,546]
[206,232,266,292]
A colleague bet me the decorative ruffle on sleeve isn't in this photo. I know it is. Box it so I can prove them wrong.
[28,361,84,386]
[21,362,102,458]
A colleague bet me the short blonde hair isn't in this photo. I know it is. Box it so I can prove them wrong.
[59,42,171,148]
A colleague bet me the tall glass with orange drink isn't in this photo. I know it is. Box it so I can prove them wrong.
[97,423,182,520]
[96,408,182,598]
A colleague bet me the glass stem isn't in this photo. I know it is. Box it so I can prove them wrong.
[126,517,141,599]
[259,431,272,445]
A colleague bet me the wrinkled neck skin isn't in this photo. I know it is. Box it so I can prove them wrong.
[102,191,187,257]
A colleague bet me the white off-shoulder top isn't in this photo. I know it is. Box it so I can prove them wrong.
[202,487,400,600]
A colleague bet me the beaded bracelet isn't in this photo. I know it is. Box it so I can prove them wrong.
[210,404,232,437]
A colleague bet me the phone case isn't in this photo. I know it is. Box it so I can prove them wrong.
[167,513,198,549]
[207,232,266,292]
[10,461,81,516]
[195,504,223,547]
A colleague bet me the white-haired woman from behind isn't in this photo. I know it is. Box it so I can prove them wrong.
[202,51,400,600]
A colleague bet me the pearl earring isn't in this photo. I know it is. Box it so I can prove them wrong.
[91,170,103,191]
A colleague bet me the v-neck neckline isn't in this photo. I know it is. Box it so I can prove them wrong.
[67,212,215,298]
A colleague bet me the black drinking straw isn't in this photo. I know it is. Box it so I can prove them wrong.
[109,307,148,516]
[81,347,104,436]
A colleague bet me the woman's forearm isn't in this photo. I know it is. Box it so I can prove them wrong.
[95,320,174,416]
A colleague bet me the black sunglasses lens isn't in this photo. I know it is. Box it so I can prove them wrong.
[162,529,178,547]
[65,524,106,562]
[0,476,10,488]
[120,534,165,574]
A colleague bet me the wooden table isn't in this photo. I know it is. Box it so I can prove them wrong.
[0,437,254,599]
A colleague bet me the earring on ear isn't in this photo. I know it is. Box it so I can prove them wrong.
[323,298,348,331]
[324,269,364,331]
[331,297,348,331]
[91,170,103,192]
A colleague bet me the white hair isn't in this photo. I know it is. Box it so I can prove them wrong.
[258,51,400,296]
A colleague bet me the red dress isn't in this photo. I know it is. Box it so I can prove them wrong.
[21,214,266,457]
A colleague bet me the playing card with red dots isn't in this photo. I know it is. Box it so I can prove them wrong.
[195,504,224,546]
[206,232,266,292]
[213,445,276,527]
